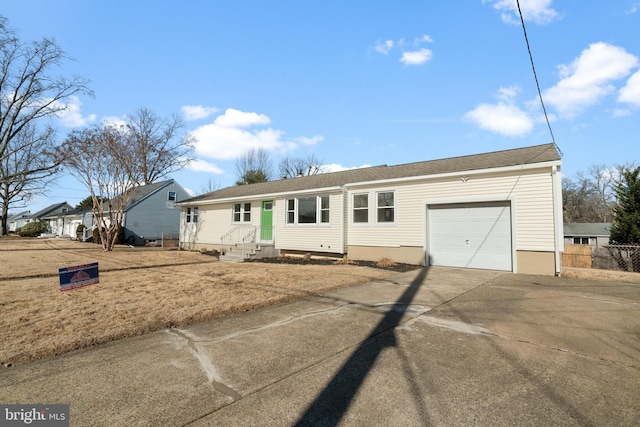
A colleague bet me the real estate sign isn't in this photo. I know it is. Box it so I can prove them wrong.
[59,262,99,291]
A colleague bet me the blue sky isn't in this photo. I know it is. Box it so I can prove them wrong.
[4,0,640,212]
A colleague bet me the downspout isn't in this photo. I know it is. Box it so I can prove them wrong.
[551,165,563,276]
[339,184,346,255]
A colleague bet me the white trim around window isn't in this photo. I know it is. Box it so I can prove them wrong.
[285,195,330,225]
[351,190,396,225]
[186,206,199,223]
[233,202,252,223]
[376,191,395,224]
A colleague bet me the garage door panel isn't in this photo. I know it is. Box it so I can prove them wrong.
[429,203,512,271]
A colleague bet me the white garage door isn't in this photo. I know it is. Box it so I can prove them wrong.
[428,202,512,271]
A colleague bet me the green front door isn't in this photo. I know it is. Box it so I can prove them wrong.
[261,200,273,241]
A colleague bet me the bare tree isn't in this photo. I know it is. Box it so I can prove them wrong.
[278,153,324,179]
[0,16,91,177]
[126,107,195,185]
[584,164,616,223]
[562,163,637,224]
[0,123,57,234]
[235,147,273,185]
[0,16,91,233]
[58,124,140,251]
[200,176,220,195]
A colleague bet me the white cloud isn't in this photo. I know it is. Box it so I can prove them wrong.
[101,116,127,128]
[186,158,224,174]
[466,87,534,136]
[375,40,394,55]
[294,135,324,146]
[497,86,521,101]
[190,108,323,160]
[373,35,433,61]
[55,96,97,127]
[415,34,434,44]
[618,70,640,107]
[400,48,433,65]
[321,163,373,173]
[543,42,639,117]
[214,108,270,128]
[181,105,219,121]
[485,0,559,24]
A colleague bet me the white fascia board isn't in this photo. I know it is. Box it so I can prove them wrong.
[344,161,562,190]
[177,185,343,207]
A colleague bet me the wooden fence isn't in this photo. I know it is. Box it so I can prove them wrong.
[562,244,592,268]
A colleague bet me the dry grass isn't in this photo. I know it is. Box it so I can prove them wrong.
[0,237,390,368]
[561,266,640,283]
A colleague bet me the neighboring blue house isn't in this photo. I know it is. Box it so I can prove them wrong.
[119,179,191,245]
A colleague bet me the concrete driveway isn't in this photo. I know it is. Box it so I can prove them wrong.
[1,267,639,426]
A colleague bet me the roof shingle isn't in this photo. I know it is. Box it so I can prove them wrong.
[184,143,561,203]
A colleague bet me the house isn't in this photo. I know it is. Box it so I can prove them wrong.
[7,210,31,233]
[178,143,563,276]
[26,202,74,235]
[41,208,94,238]
[37,180,191,244]
[117,179,191,245]
[564,223,611,247]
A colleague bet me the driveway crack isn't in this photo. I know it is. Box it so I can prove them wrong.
[168,329,242,401]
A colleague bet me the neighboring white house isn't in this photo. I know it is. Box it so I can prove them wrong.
[41,208,94,238]
[564,223,611,247]
[21,202,74,235]
[178,143,563,276]
[7,210,31,233]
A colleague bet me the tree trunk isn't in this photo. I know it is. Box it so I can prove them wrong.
[1,207,7,235]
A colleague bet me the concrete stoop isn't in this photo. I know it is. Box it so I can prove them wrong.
[219,244,278,263]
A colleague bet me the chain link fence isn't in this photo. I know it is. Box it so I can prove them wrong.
[161,232,180,248]
[563,244,640,273]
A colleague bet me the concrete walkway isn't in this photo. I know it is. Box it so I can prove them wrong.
[1,267,639,426]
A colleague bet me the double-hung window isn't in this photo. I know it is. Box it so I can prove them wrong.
[377,192,395,223]
[186,207,198,223]
[353,194,368,223]
[286,196,330,224]
[168,191,177,202]
[233,203,251,222]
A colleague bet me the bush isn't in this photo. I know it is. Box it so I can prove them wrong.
[375,257,396,268]
[334,256,357,266]
[92,227,102,244]
[91,226,125,246]
[18,221,49,237]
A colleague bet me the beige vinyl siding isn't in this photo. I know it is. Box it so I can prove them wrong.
[181,201,262,247]
[347,167,555,252]
[274,193,343,253]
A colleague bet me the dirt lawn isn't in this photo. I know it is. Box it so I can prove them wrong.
[0,237,391,368]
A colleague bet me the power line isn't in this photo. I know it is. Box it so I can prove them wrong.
[515,0,563,157]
